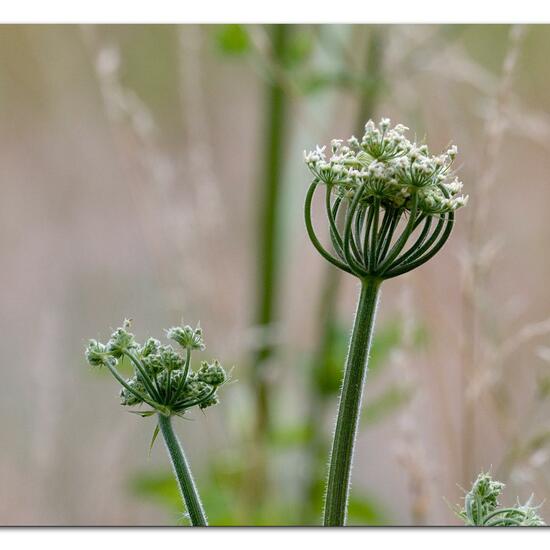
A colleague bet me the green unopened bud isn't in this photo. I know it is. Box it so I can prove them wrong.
[199,394,219,410]
[157,345,184,372]
[142,354,164,375]
[120,377,146,406]
[466,473,504,519]
[86,319,232,416]
[107,326,138,358]
[166,325,205,351]
[197,360,227,386]
[183,378,208,401]
[457,472,546,526]
[85,340,109,367]
[140,338,161,358]
[504,500,546,526]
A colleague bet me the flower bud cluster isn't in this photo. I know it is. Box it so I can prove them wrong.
[85,320,228,416]
[458,472,545,526]
[166,325,205,351]
[304,118,468,214]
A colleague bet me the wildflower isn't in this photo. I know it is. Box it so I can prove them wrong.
[457,472,546,526]
[86,320,229,526]
[166,324,205,351]
[304,119,468,526]
[85,321,228,416]
[85,340,109,367]
[304,118,467,216]
[304,117,467,280]
[106,321,138,358]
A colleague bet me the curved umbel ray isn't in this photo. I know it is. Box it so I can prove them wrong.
[393,213,446,268]
[307,181,458,281]
[335,197,363,266]
[373,206,393,264]
[342,185,369,277]
[305,179,353,274]
[376,208,400,266]
[377,194,419,276]
[344,194,367,272]
[368,198,381,272]
[391,215,433,267]
[384,184,456,277]
[384,212,454,278]
[360,203,374,272]
[326,186,345,260]
[172,385,217,411]
[354,207,367,265]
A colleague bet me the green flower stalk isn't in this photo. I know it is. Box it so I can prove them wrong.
[303,118,468,526]
[457,472,545,526]
[85,320,229,526]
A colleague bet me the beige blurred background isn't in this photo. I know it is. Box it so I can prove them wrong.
[1,24,550,525]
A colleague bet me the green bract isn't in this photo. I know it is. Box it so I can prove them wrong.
[85,320,228,417]
[304,118,467,280]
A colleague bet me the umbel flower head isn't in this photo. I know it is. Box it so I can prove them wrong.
[457,472,545,526]
[85,319,228,417]
[304,118,468,279]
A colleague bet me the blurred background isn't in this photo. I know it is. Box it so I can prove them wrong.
[1,24,550,526]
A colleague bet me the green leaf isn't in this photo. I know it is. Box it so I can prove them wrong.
[128,409,157,417]
[149,423,160,454]
[361,385,413,426]
[215,25,251,56]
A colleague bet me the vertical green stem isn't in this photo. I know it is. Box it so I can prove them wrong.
[324,277,382,526]
[249,24,289,503]
[253,23,288,425]
[158,414,207,526]
[301,27,385,523]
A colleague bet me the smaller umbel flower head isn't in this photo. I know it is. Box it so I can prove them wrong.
[85,320,229,417]
[457,472,546,526]
[304,118,468,280]
[166,325,205,351]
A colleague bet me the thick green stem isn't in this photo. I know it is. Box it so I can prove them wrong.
[323,277,382,526]
[158,414,207,526]
[301,27,386,523]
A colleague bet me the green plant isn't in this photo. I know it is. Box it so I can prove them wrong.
[457,472,545,526]
[249,25,290,504]
[300,27,387,526]
[85,320,229,526]
[303,118,467,525]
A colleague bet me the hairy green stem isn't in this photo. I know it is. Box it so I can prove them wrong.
[301,27,386,523]
[324,277,382,526]
[158,414,207,526]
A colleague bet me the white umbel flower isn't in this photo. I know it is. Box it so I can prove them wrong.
[304,118,468,214]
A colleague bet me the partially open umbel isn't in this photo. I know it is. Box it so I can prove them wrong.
[304,118,467,281]
[85,320,229,526]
